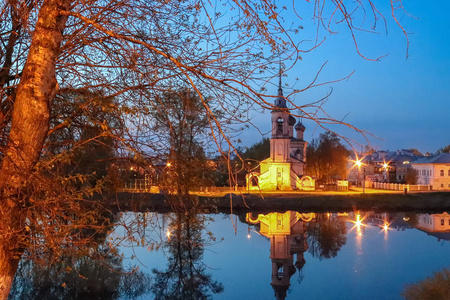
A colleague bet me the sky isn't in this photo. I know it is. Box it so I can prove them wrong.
[238,1,450,155]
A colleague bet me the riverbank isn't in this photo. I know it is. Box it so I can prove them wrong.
[107,189,450,213]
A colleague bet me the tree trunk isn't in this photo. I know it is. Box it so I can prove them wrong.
[0,0,71,298]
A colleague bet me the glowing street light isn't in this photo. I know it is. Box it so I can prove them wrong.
[383,160,390,183]
[166,162,171,167]
[354,158,365,193]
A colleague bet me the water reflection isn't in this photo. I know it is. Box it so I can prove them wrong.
[10,210,450,299]
[246,212,312,300]
[9,246,151,300]
[151,209,224,299]
[245,211,450,300]
[306,213,347,259]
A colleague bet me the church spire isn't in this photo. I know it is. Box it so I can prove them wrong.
[278,63,283,97]
[274,62,287,108]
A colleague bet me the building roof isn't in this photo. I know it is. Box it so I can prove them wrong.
[411,153,450,164]
[294,120,305,131]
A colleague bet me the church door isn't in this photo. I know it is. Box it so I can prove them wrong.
[276,167,283,190]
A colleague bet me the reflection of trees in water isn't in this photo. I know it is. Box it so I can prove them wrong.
[9,246,151,300]
[306,214,347,259]
[9,210,152,300]
[151,209,224,300]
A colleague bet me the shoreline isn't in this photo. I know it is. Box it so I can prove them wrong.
[107,189,450,214]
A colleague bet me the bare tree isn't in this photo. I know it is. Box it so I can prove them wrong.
[0,0,410,296]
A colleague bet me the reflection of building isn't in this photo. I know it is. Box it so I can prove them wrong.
[416,212,450,232]
[246,74,314,191]
[416,212,450,241]
[411,153,450,190]
[246,211,314,300]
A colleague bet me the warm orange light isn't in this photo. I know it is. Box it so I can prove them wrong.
[166,162,171,167]
[383,223,389,231]
[247,234,251,239]
[355,160,362,168]
[166,229,171,238]
[355,214,362,226]
[383,163,388,169]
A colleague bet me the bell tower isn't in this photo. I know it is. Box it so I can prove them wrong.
[270,72,296,162]
[248,67,315,191]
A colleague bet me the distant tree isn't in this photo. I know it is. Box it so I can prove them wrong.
[306,132,350,184]
[437,145,450,153]
[241,138,270,162]
[151,88,218,196]
[405,168,419,185]
[403,268,450,300]
[408,148,423,156]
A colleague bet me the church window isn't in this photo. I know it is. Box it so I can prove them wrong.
[277,117,283,134]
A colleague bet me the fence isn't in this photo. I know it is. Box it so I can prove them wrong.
[370,181,431,191]
[123,179,246,193]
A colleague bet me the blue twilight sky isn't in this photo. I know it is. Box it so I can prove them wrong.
[238,1,449,154]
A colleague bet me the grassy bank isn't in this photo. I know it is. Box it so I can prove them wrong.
[108,190,450,214]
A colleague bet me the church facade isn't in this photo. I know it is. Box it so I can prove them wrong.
[247,77,315,191]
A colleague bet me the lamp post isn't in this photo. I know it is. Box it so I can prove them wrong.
[354,159,365,193]
[383,162,389,184]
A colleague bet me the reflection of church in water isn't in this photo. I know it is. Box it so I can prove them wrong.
[247,74,315,191]
[246,211,314,300]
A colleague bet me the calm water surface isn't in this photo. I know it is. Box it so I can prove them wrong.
[117,211,450,300]
[10,210,450,299]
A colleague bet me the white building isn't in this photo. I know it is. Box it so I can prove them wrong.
[411,153,450,190]
[416,212,450,232]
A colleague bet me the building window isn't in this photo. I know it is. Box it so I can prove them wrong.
[448,170,450,176]
[441,184,444,188]
[441,219,445,226]
[441,170,444,176]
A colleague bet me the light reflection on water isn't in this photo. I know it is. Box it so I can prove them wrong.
[10,211,450,300]
[124,211,450,300]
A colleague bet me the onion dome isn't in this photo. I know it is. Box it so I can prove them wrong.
[295,120,305,131]
[288,115,296,125]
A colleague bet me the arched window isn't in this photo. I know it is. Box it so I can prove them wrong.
[277,117,283,134]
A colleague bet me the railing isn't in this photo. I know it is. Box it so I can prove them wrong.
[370,182,431,191]
[123,179,246,193]
[123,179,160,193]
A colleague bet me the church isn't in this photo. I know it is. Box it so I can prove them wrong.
[246,75,315,191]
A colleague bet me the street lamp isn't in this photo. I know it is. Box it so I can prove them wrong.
[383,161,389,183]
[354,159,365,193]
